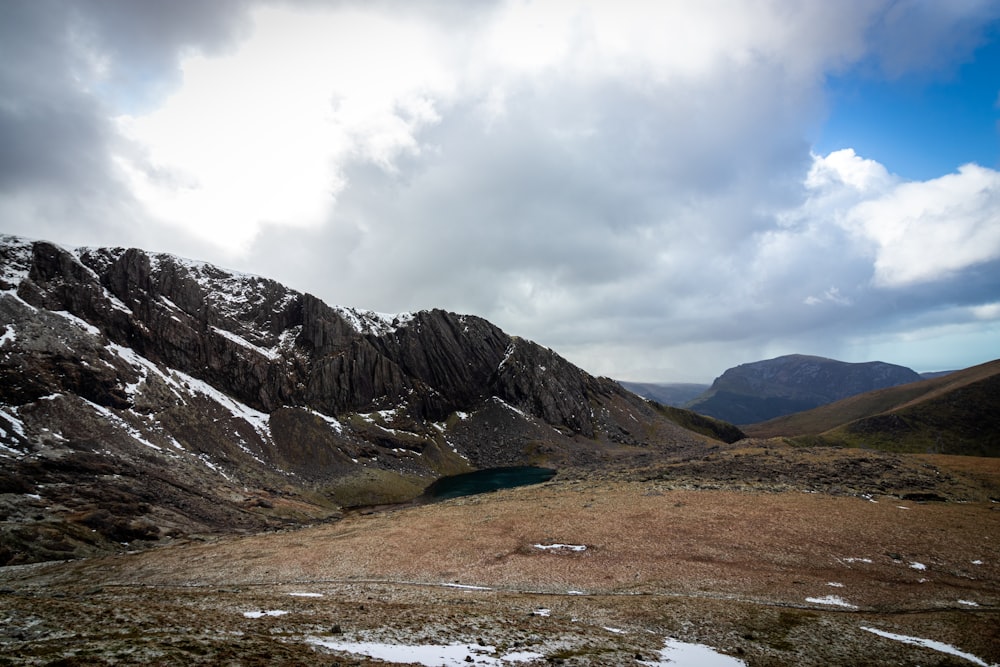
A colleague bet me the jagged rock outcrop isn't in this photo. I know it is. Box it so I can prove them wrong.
[0,234,715,565]
[12,239,640,430]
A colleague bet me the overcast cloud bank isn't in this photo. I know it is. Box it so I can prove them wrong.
[1,1,998,381]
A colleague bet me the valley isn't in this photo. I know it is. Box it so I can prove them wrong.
[1,235,998,665]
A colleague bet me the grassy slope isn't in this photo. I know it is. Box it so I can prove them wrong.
[743,359,1000,456]
[5,469,998,666]
[651,403,746,443]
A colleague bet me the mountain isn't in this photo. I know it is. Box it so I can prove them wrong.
[0,235,717,565]
[744,358,1000,456]
[617,381,709,407]
[684,354,922,425]
[919,370,956,380]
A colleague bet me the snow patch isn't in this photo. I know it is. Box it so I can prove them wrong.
[104,289,131,314]
[159,255,299,321]
[164,435,185,451]
[306,638,540,666]
[310,409,344,434]
[0,236,34,287]
[0,405,26,438]
[492,397,527,418]
[861,626,994,667]
[243,610,289,619]
[288,592,323,598]
[358,412,407,436]
[160,296,181,311]
[534,543,587,552]
[498,342,516,370]
[0,324,16,346]
[174,369,270,438]
[447,440,468,460]
[52,310,101,335]
[107,343,185,402]
[197,454,233,481]
[909,562,927,571]
[275,326,300,352]
[211,326,279,360]
[639,639,747,666]
[334,306,415,336]
[0,442,23,458]
[806,595,858,609]
[82,398,163,451]
[500,651,545,663]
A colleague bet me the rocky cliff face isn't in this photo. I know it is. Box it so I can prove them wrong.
[0,235,712,564]
[685,354,922,425]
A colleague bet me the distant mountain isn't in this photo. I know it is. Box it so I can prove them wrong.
[744,359,1000,457]
[919,370,956,380]
[685,354,922,425]
[618,381,710,407]
[0,235,717,565]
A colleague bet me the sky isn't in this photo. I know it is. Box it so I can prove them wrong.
[1,0,999,383]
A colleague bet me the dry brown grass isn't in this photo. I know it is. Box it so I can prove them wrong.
[923,453,1000,491]
[744,359,1000,445]
[71,480,998,608]
[3,474,998,665]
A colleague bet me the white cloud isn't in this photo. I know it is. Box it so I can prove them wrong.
[113,5,456,253]
[805,287,852,307]
[805,148,895,194]
[483,0,875,83]
[843,163,1000,287]
[971,302,1000,320]
[2,0,999,381]
[789,150,1000,293]
[107,1,887,256]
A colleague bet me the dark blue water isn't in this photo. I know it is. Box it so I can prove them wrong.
[423,466,556,500]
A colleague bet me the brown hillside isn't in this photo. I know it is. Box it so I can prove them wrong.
[744,358,1000,441]
[3,464,998,666]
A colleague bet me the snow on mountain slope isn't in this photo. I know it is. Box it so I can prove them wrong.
[0,234,711,565]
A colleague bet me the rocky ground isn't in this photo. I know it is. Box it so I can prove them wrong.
[1,442,998,666]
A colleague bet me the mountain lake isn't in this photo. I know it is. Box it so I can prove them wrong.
[423,466,557,500]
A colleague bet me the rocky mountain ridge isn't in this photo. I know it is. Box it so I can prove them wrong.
[685,354,922,425]
[0,235,712,564]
